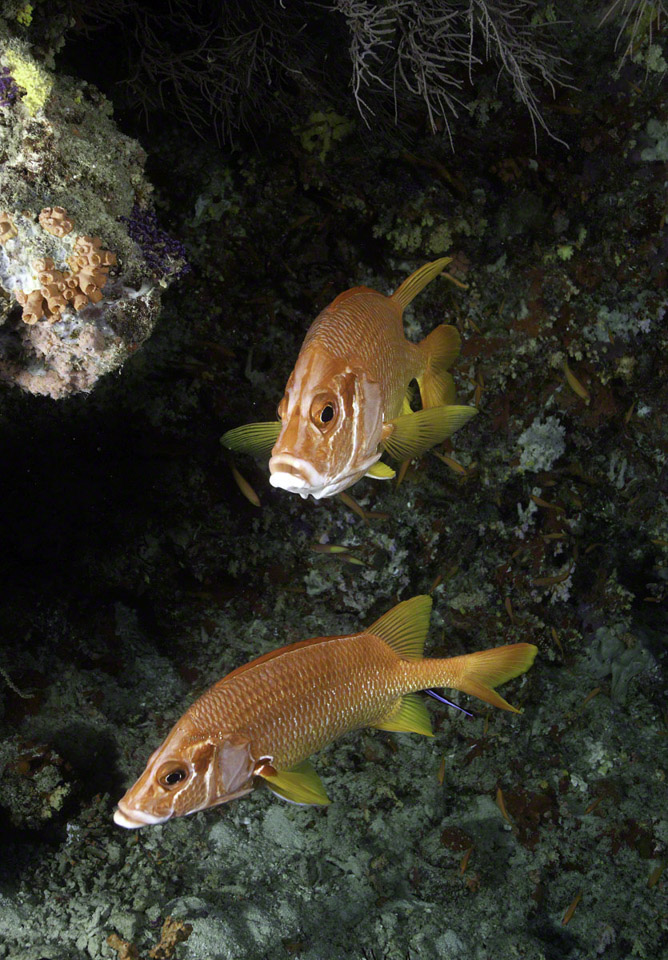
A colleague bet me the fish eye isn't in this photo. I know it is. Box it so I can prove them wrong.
[310,396,338,430]
[156,761,188,790]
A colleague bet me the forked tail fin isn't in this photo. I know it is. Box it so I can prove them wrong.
[431,643,538,713]
[418,324,462,408]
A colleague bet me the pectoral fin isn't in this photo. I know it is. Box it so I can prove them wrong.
[220,421,281,459]
[366,461,396,480]
[372,693,433,737]
[258,759,330,805]
[382,406,478,462]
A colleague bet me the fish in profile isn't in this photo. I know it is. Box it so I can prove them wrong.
[113,596,537,828]
[221,258,477,499]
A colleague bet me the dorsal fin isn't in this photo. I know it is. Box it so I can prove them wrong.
[221,635,341,685]
[327,286,378,311]
[365,595,432,660]
[390,258,452,311]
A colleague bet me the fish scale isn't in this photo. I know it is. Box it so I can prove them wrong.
[303,291,423,417]
[114,596,537,827]
[190,634,405,770]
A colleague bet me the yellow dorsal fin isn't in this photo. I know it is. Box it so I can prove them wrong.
[258,759,330,805]
[372,693,433,736]
[220,421,281,459]
[366,595,432,660]
[382,406,478,462]
[390,258,453,311]
[366,461,396,480]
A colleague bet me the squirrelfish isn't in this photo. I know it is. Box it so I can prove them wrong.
[221,258,477,499]
[113,596,537,828]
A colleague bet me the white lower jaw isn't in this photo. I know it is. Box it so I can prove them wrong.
[113,805,170,829]
[269,471,310,496]
[270,455,381,500]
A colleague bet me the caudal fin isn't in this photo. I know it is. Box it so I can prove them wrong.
[437,643,538,713]
[418,324,461,409]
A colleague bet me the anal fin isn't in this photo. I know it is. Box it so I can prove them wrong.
[372,693,433,737]
[257,758,330,805]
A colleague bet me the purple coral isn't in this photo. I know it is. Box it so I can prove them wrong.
[120,204,190,279]
[0,66,20,107]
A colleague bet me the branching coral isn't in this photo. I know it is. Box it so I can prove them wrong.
[70,0,569,146]
[600,0,667,66]
[334,0,569,145]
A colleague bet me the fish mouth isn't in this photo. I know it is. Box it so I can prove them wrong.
[113,801,170,829]
[269,455,326,498]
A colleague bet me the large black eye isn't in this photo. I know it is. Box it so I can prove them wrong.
[165,769,186,785]
[157,762,188,789]
[310,395,338,429]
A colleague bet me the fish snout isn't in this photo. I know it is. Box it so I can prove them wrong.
[113,798,171,829]
[269,455,324,496]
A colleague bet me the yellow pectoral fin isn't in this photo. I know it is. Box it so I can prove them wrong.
[258,759,330,805]
[373,693,434,737]
[382,406,478,462]
[220,421,281,459]
[366,461,396,480]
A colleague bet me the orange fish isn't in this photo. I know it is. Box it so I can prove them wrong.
[113,596,537,828]
[221,258,477,499]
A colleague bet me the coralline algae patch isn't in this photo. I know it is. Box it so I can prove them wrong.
[0,205,159,398]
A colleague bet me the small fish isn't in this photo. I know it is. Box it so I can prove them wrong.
[113,596,537,828]
[221,258,477,499]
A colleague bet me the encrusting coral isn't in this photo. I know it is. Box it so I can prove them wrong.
[0,211,17,244]
[37,205,74,238]
[12,210,118,325]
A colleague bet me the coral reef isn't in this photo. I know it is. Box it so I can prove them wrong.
[0,31,185,397]
[0,3,666,960]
